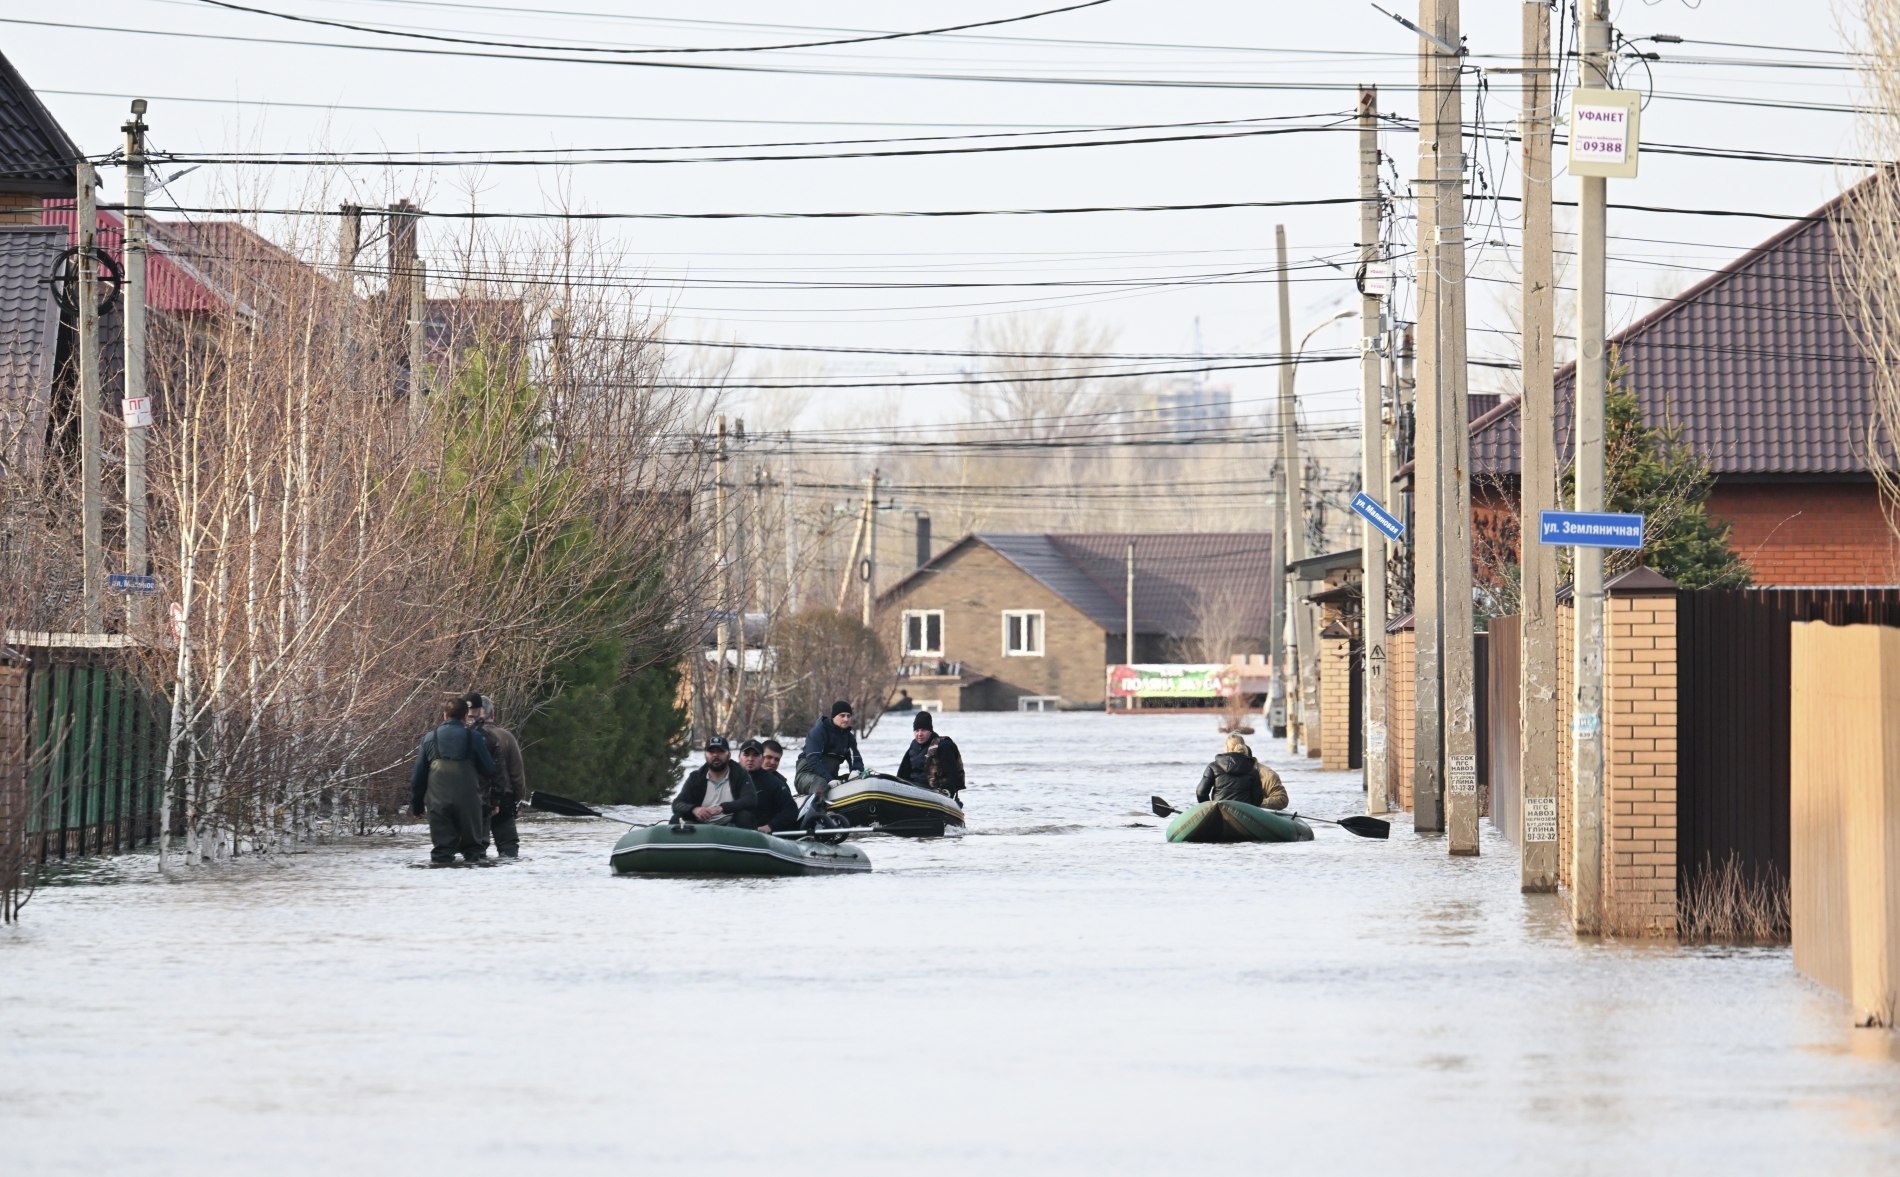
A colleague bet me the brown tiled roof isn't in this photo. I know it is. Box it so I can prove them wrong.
[1467,185,1887,482]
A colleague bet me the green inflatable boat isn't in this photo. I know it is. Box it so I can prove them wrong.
[610,821,872,876]
[1165,799,1314,844]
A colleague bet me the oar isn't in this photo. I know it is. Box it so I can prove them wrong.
[1150,795,1390,840]
[529,790,645,826]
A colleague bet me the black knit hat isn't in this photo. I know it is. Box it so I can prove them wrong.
[829,700,853,718]
[913,710,934,731]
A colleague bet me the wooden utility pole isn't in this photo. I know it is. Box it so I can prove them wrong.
[1410,3,1447,833]
[1276,223,1305,754]
[714,416,731,729]
[77,163,104,634]
[1358,86,1391,816]
[859,470,879,628]
[1435,0,1481,857]
[1572,1,1614,932]
[784,434,798,613]
[1519,0,1561,890]
[121,102,150,629]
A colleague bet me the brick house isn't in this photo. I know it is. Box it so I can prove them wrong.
[1449,185,1899,586]
[875,532,1274,711]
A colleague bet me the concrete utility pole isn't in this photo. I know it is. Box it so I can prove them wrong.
[122,102,150,629]
[864,474,879,629]
[1125,539,1136,710]
[714,416,731,725]
[1358,86,1391,816]
[1276,223,1305,754]
[1435,0,1481,857]
[1572,1,1614,933]
[1410,4,1445,833]
[784,433,798,614]
[77,163,104,634]
[1519,0,1561,890]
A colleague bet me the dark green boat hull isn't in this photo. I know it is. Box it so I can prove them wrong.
[1165,799,1314,843]
[610,822,872,876]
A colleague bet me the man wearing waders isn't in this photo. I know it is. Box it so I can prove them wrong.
[409,697,499,865]
[796,701,863,796]
[465,693,527,859]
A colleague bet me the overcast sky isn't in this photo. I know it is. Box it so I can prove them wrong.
[14,0,1873,431]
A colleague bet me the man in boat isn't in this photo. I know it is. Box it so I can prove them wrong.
[895,710,965,799]
[1195,734,1268,808]
[409,697,501,865]
[737,738,800,833]
[464,693,527,859]
[672,736,759,825]
[795,701,863,796]
[1248,744,1291,811]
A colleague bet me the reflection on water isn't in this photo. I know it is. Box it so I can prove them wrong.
[2,712,1896,1175]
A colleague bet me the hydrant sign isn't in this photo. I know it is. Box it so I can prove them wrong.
[1566,89,1642,179]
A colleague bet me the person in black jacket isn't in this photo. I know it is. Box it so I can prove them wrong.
[409,698,501,865]
[672,736,759,824]
[1195,734,1266,806]
[738,738,800,833]
[895,710,965,798]
[796,701,863,795]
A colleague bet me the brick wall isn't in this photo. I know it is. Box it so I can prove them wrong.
[1707,481,1899,586]
[1386,625,1415,812]
[0,194,39,226]
[877,541,1108,708]
[1320,635,1352,770]
[1604,592,1680,935]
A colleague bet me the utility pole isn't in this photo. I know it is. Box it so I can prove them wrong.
[1410,1,1450,833]
[121,102,150,630]
[714,417,731,729]
[77,163,104,634]
[337,203,361,354]
[860,470,879,629]
[1125,539,1136,710]
[1572,0,1615,933]
[1358,86,1390,816]
[784,433,798,614]
[1519,0,1561,890]
[1436,0,1481,857]
[1276,223,1304,754]
[389,201,427,426]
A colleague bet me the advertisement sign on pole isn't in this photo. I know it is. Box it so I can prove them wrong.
[1565,89,1642,179]
[1106,664,1238,699]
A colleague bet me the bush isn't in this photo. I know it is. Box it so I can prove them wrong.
[517,635,688,806]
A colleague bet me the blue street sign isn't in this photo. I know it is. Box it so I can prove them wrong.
[1538,510,1645,549]
[1350,492,1406,541]
[106,573,161,595]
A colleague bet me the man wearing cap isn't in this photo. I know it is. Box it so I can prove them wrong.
[672,736,759,825]
[796,701,864,796]
[737,738,800,833]
[895,710,966,799]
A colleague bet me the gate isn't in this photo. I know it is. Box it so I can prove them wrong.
[1677,588,1900,890]
[1486,616,1522,843]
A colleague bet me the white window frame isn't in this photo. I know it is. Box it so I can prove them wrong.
[1002,609,1045,657]
[902,609,945,657]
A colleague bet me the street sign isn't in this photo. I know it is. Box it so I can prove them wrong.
[1350,491,1406,541]
[1538,510,1644,550]
[106,573,160,595]
[121,396,153,428]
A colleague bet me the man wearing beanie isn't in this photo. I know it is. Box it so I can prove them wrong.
[895,709,965,799]
[795,700,864,795]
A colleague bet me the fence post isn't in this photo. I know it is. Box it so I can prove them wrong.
[1603,569,1679,936]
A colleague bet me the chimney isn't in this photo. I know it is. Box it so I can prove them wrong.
[915,513,932,568]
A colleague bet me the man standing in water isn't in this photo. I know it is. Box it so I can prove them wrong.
[465,693,527,859]
[796,701,863,795]
[895,710,965,799]
[409,697,500,865]
[672,736,759,825]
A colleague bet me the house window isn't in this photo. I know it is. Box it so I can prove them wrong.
[1003,610,1044,657]
[903,610,944,656]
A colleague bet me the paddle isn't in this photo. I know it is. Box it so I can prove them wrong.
[1150,795,1391,840]
[529,790,643,826]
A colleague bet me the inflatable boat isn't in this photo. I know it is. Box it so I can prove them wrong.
[1165,799,1313,844]
[610,821,872,876]
[818,773,965,837]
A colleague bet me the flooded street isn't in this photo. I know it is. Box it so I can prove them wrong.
[3,712,1897,1175]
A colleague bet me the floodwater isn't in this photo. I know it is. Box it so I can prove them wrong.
[3,713,1897,1176]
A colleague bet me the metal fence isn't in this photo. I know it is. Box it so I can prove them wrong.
[21,653,169,862]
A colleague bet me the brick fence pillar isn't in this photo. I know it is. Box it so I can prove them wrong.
[1604,569,1680,936]
[1319,625,1352,770]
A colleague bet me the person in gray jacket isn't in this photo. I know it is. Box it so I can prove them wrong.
[409,697,500,865]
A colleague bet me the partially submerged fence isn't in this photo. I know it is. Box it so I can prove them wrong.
[7,634,169,863]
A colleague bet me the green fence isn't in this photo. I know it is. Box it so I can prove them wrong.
[25,659,169,861]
